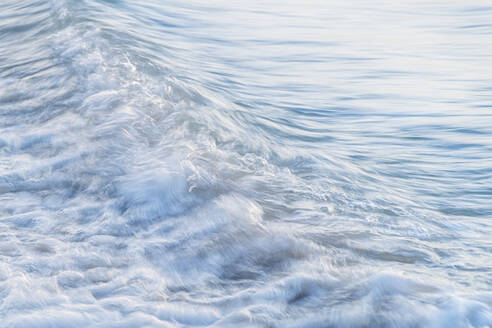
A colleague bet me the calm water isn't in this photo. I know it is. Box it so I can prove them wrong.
[1,0,491,327]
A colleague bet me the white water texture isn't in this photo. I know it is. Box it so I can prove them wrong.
[1,0,492,327]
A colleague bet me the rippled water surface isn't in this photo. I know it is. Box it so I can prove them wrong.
[1,0,492,327]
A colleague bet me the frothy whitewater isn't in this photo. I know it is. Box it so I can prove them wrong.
[1,0,491,327]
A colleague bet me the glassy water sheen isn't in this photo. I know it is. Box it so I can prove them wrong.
[1,0,491,327]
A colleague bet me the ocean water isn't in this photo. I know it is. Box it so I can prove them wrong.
[1,0,492,327]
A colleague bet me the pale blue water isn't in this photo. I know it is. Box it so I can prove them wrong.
[1,0,492,327]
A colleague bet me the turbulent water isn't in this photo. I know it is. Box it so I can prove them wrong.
[1,0,492,327]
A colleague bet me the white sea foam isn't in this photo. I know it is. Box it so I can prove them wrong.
[0,0,491,326]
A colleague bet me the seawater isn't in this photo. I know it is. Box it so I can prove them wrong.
[1,0,491,327]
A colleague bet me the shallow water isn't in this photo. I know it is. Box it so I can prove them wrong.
[1,0,491,327]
